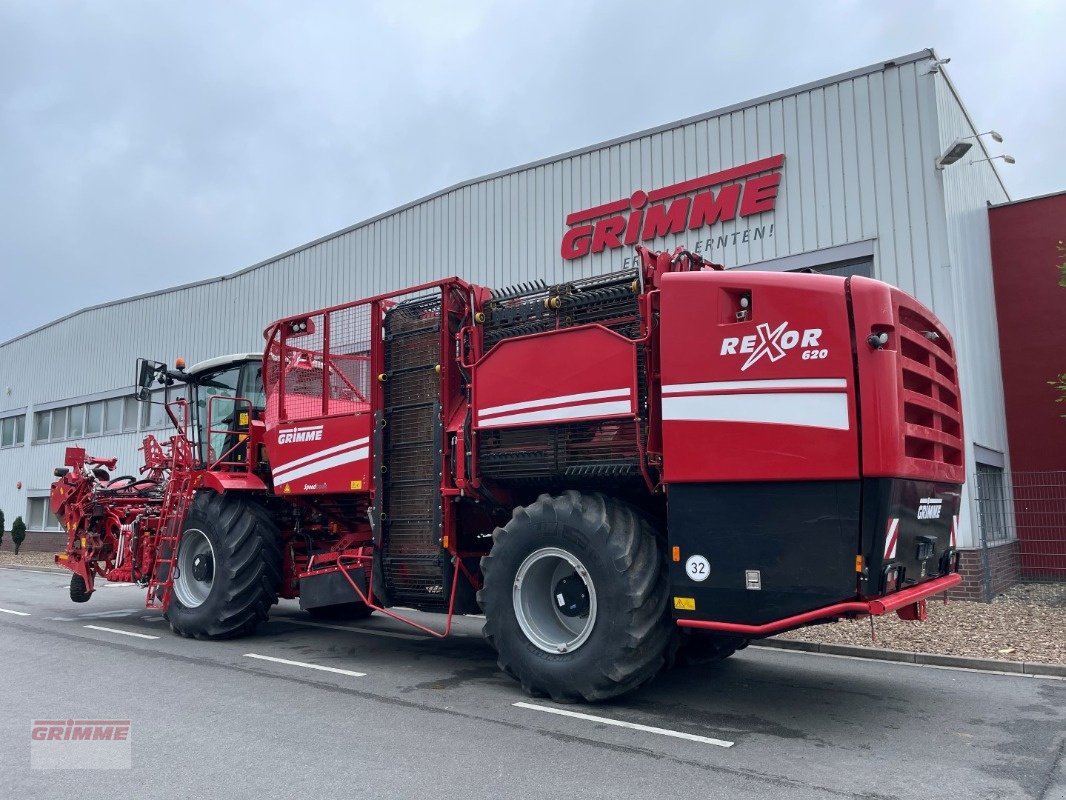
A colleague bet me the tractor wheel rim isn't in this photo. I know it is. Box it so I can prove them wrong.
[512,546,597,654]
[173,528,215,609]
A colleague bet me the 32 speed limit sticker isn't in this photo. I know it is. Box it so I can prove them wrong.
[685,555,710,582]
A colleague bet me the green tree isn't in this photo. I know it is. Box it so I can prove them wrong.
[11,516,25,555]
[0,509,5,549]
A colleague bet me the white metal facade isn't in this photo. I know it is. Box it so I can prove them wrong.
[0,49,1010,546]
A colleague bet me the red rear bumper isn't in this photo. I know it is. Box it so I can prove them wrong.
[676,572,961,637]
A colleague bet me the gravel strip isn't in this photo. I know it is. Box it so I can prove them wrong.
[774,583,1066,665]
[0,552,64,570]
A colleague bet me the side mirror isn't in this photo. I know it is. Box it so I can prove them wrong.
[135,359,167,401]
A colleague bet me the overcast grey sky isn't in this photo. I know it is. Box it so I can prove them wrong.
[1,0,1063,343]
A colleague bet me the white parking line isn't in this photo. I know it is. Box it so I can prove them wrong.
[284,618,427,641]
[243,653,366,677]
[0,607,30,616]
[84,624,159,640]
[513,702,735,748]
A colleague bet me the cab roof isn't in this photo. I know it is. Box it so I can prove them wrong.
[185,353,262,378]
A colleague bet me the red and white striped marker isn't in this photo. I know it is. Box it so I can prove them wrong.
[884,518,899,560]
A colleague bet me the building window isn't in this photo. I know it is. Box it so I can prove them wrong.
[123,397,139,431]
[141,389,171,430]
[975,462,1013,544]
[796,258,873,279]
[68,405,85,437]
[26,497,61,532]
[0,414,25,448]
[34,410,51,442]
[30,395,140,443]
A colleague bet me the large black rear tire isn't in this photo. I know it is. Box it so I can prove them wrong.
[164,491,282,640]
[479,491,670,702]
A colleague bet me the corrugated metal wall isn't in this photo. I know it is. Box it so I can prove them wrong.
[0,49,1009,549]
[930,69,1011,547]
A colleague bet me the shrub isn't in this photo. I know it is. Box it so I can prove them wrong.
[11,516,26,555]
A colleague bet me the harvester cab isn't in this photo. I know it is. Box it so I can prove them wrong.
[136,353,264,470]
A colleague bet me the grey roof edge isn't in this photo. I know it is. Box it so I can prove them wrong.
[990,188,1066,208]
[2,48,939,350]
[931,48,1010,200]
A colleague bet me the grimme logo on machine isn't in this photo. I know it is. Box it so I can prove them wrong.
[917,498,944,520]
[277,424,323,444]
[560,154,784,261]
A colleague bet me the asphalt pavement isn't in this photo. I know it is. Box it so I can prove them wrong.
[0,566,1063,800]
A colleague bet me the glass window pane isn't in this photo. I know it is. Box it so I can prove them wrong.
[1,418,12,447]
[68,406,84,438]
[51,408,67,440]
[35,411,51,442]
[123,397,138,431]
[28,498,43,530]
[46,504,60,530]
[104,398,122,433]
[145,389,168,429]
[86,402,103,435]
[15,415,24,444]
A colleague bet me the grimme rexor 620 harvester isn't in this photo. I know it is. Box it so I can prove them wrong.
[51,246,965,701]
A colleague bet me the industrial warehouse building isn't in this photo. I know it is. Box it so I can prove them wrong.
[1,48,1059,596]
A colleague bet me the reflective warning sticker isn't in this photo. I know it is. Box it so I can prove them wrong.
[673,596,696,611]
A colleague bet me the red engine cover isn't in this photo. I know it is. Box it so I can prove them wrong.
[659,270,859,483]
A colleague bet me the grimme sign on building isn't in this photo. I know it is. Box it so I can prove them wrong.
[559,154,784,264]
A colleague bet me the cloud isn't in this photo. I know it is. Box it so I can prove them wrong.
[0,0,1062,343]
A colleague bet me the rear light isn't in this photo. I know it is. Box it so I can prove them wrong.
[882,565,906,595]
[939,548,959,575]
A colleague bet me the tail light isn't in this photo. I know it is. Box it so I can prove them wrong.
[881,564,906,595]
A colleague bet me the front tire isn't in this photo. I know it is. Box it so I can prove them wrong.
[165,491,282,640]
[479,492,669,702]
[70,574,93,603]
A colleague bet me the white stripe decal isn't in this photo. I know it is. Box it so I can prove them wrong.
[478,388,629,418]
[273,447,369,485]
[478,400,633,428]
[662,392,849,430]
[272,437,370,475]
[663,378,847,394]
[884,518,899,560]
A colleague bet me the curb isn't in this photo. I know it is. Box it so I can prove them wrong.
[0,563,67,575]
[753,638,1066,678]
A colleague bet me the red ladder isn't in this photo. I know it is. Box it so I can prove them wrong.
[145,437,196,610]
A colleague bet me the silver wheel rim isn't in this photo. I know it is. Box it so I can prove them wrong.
[512,546,597,654]
[173,528,215,608]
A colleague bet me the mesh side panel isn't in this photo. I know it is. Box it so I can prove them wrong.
[478,420,641,483]
[264,304,373,423]
[388,407,435,442]
[387,443,437,482]
[380,293,446,609]
[386,483,437,520]
[384,368,439,408]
